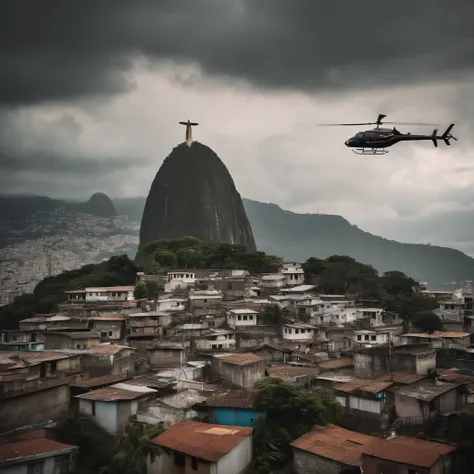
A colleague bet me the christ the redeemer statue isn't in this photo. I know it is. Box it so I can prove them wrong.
[179,119,199,147]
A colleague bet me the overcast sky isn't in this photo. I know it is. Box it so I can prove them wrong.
[1,1,474,243]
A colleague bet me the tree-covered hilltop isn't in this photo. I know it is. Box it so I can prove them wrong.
[138,236,282,274]
[0,255,138,330]
[303,255,440,331]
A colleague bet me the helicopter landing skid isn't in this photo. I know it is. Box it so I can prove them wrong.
[352,148,388,156]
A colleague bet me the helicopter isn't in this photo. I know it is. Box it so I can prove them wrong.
[318,114,457,155]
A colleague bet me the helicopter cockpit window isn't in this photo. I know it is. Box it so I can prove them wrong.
[356,132,364,139]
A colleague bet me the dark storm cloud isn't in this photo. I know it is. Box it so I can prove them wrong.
[1,0,474,106]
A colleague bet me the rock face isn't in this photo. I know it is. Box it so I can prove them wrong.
[137,142,256,257]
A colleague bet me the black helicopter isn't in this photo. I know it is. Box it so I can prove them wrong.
[319,114,457,155]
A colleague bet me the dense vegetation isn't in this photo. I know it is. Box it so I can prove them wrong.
[252,378,342,473]
[303,255,440,331]
[0,255,138,329]
[139,236,282,274]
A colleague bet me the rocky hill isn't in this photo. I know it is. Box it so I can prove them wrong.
[0,193,117,222]
[136,142,256,260]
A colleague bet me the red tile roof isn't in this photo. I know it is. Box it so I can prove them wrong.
[290,424,375,466]
[220,353,262,366]
[362,436,456,468]
[152,420,252,462]
[0,438,78,463]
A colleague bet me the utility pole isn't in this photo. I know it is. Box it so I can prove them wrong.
[44,249,52,277]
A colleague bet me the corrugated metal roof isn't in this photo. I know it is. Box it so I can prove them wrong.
[290,424,375,466]
[267,366,320,381]
[402,331,470,339]
[86,344,135,355]
[75,383,156,401]
[362,436,456,468]
[71,373,129,388]
[152,420,252,462]
[0,438,78,463]
[334,378,393,394]
[205,390,257,409]
[394,381,460,402]
[219,353,262,366]
[318,357,353,371]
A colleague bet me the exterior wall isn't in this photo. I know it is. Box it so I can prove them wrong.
[282,326,314,342]
[79,399,118,435]
[227,311,257,329]
[44,334,100,350]
[293,448,350,474]
[361,453,445,474]
[217,436,252,474]
[91,320,123,341]
[212,360,265,388]
[415,352,437,375]
[0,451,78,474]
[211,407,264,427]
[149,450,214,474]
[0,384,70,433]
[147,348,187,368]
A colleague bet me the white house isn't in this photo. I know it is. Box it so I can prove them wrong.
[353,329,391,347]
[156,298,188,312]
[167,271,196,281]
[281,284,316,295]
[164,272,196,292]
[282,323,316,342]
[356,308,383,326]
[260,274,286,290]
[76,382,157,435]
[280,262,305,286]
[268,294,290,308]
[68,286,135,302]
[227,309,258,329]
[150,420,253,474]
[194,329,236,350]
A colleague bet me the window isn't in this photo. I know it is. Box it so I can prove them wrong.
[27,461,44,474]
[91,400,96,416]
[370,335,376,341]
[243,315,248,320]
[191,457,198,470]
[174,452,185,467]
[238,315,242,320]
[108,331,112,336]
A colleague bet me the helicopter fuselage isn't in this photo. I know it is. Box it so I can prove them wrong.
[345,128,429,149]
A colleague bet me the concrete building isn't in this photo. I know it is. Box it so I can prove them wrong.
[76,382,157,435]
[290,424,375,474]
[44,331,101,350]
[150,420,253,474]
[0,438,79,474]
[211,353,265,388]
[227,309,258,329]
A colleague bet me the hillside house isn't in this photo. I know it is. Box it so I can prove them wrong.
[44,331,101,350]
[146,342,188,368]
[290,424,375,474]
[0,330,44,351]
[150,420,253,474]
[260,274,286,292]
[356,308,383,326]
[280,262,305,286]
[194,329,236,351]
[137,388,211,427]
[85,286,134,302]
[281,284,317,295]
[227,309,258,329]
[353,329,391,347]
[81,344,139,377]
[19,314,89,332]
[188,290,223,315]
[126,311,171,339]
[401,331,471,350]
[0,438,79,474]
[282,323,316,344]
[211,353,265,388]
[203,389,265,427]
[76,382,157,435]
[391,379,466,425]
[89,316,124,342]
[354,344,436,378]
[361,435,457,474]
[0,351,85,433]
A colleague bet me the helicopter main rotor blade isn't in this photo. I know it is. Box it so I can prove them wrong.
[385,122,438,126]
[317,122,377,127]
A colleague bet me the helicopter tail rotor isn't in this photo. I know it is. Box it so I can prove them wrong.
[431,129,438,147]
[441,124,457,146]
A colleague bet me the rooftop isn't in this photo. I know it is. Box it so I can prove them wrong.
[0,438,78,463]
[334,378,394,395]
[45,331,100,339]
[229,308,258,314]
[394,380,460,402]
[283,285,316,293]
[86,344,135,355]
[290,424,375,466]
[402,331,470,339]
[318,357,353,371]
[152,420,252,462]
[362,435,456,468]
[205,390,257,409]
[70,373,129,388]
[267,365,320,381]
[216,353,262,366]
[75,382,156,401]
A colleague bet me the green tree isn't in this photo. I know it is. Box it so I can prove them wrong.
[176,247,205,268]
[144,280,162,300]
[142,262,162,275]
[102,422,164,474]
[380,270,417,296]
[261,304,291,325]
[413,311,443,333]
[133,282,147,300]
[252,378,342,472]
[153,249,177,268]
